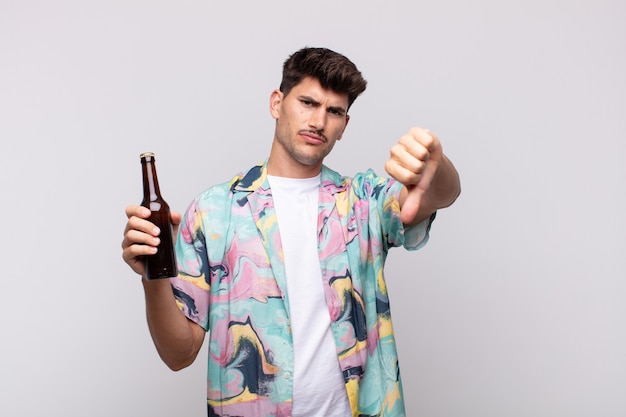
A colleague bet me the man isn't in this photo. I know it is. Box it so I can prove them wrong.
[122,47,460,417]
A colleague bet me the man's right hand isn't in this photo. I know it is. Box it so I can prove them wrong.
[121,205,182,278]
[121,205,204,370]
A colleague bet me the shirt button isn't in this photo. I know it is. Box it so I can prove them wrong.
[284,372,291,380]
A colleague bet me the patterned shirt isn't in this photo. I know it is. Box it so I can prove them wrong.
[171,161,434,417]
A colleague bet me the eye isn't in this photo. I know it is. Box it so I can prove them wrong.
[328,108,345,117]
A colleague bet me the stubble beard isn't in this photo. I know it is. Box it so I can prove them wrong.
[277,131,335,167]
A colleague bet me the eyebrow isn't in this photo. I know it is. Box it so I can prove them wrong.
[299,95,347,115]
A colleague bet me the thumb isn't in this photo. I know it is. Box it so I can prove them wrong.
[400,147,441,224]
[170,211,182,244]
[400,186,424,225]
[170,211,182,226]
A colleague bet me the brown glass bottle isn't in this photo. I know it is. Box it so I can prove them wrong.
[140,152,178,280]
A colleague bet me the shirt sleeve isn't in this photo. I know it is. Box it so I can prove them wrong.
[354,169,435,252]
[402,211,436,250]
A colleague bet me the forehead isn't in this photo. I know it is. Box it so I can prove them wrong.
[290,77,349,107]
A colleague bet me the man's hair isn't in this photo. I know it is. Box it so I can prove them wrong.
[279,47,367,109]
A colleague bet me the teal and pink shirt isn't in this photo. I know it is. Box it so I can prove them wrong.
[171,161,434,417]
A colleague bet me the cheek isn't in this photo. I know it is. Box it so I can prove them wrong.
[275,117,295,141]
[282,106,303,123]
[331,123,347,140]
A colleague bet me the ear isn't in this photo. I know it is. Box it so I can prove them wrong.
[269,89,283,120]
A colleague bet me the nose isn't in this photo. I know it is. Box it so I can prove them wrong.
[308,107,326,131]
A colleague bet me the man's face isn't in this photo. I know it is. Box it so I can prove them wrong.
[269,76,350,176]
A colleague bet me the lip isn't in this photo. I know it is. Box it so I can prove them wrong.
[299,131,326,145]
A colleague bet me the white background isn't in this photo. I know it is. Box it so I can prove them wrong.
[1,1,625,416]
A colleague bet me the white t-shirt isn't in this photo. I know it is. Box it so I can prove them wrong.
[268,175,352,417]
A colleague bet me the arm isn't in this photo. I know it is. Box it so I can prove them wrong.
[121,205,205,371]
[384,127,461,226]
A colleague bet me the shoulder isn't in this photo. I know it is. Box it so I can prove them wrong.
[191,162,266,205]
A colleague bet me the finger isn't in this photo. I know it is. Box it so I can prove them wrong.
[125,205,151,220]
[399,135,431,162]
[122,240,158,260]
[386,159,424,186]
[387,144,427,184]
[122,229,161,249]
[409,127,438,150]
[124,215,161,237]
[121,243,154,277]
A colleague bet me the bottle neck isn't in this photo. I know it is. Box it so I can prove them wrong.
[141,157,162,203]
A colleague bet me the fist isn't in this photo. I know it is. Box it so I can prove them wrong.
[385,127,442,224]
[121,205,182,278]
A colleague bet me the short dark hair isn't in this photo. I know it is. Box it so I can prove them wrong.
[279,47,367,109]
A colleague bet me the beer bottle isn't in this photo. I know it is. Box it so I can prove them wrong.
[140,152,178,280]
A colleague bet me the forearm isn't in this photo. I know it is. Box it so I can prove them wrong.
[142,278,204,371]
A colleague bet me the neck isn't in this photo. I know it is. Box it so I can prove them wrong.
[267,157,322,178]
[267,143,322,179]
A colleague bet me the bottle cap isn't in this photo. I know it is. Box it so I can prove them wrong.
[140,152,155,159]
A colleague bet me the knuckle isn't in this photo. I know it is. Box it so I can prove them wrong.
[409,127,421,136]
[398,135,412,146]
[389,143,403,156]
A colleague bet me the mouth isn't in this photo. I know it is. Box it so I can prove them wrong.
[299,130,327,144]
